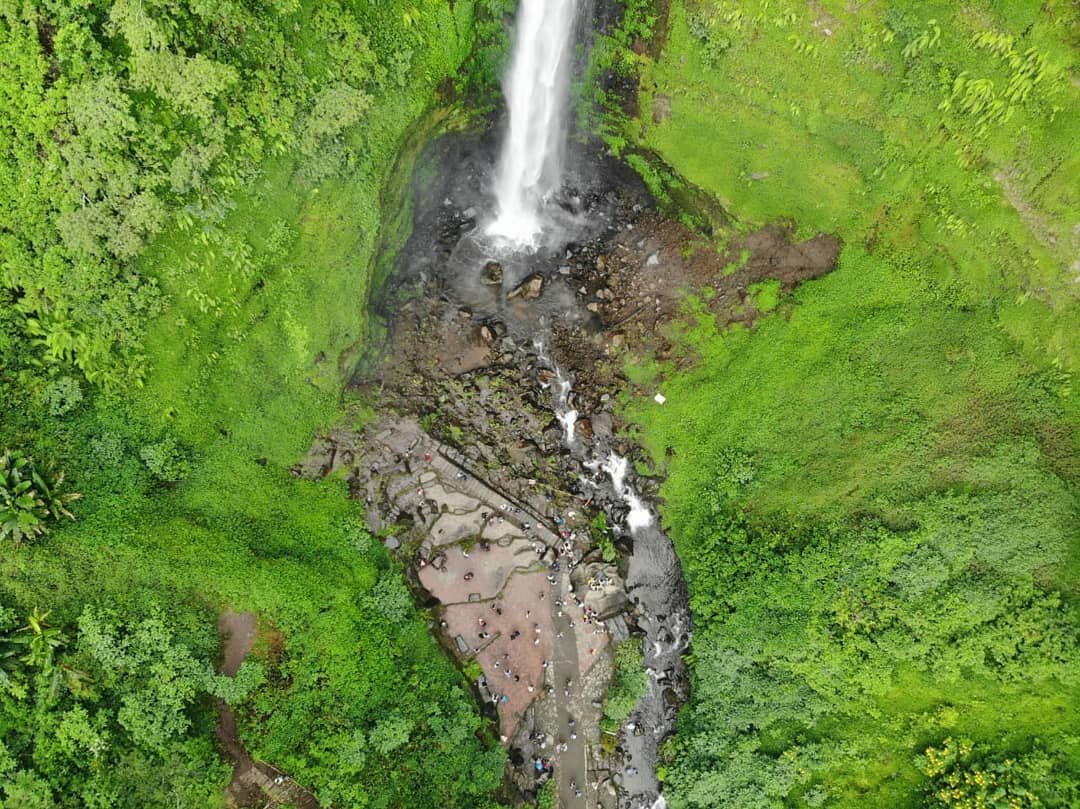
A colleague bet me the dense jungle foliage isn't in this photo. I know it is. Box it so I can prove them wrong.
[0,0,514,805]
[3,0,1079,806]
[597,1,1080,807]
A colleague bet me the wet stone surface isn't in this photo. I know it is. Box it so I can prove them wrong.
[296,129,840,808]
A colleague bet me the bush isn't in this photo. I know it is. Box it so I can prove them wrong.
[139,437,191,483]
[41,376,83,417]
[601,640,648,731]
[0,450,79,544]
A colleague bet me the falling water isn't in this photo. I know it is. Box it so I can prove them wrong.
[555,372,578,443]
[535,340,579,444]
[601,453,655,532]
[487,0,578,247]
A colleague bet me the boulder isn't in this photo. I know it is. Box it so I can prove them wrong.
[507,274,544,300]
[481,261,503,285]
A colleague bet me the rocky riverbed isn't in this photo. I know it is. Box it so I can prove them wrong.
[297,131,839,808]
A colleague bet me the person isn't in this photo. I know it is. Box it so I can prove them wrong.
[464,571,474,581]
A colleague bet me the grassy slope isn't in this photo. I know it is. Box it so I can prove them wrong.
[614,1,1080,806]
[1,2,508,806]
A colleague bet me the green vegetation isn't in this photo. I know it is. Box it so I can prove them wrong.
[1,0,512,805]
[599,1,1080,807]
[0,604,230,807]
[601,640,648,733]
[0,450,79,544]
[591,511,617,562]
[3,0,1078,805]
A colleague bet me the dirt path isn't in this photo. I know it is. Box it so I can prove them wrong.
[216,611,322,809]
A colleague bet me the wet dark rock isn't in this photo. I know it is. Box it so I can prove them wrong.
[590,413,614,440]
[481,261,503,285]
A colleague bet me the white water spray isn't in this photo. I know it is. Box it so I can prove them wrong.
[487,0,578,247]
[555,373,578,444]
[534,340,578,445]
[601,452,654,532]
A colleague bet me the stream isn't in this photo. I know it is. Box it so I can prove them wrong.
[348,1,692,806]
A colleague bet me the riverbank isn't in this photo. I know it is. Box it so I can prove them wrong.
[599,1,1080,806]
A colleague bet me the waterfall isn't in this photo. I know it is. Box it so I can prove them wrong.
[555,371,578,444]
[601,452,655,533]
[487,0,578,247]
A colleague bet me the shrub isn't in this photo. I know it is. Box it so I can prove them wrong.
[139,437,191,483]
[0,449,80,544]
[41,376,83,417]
